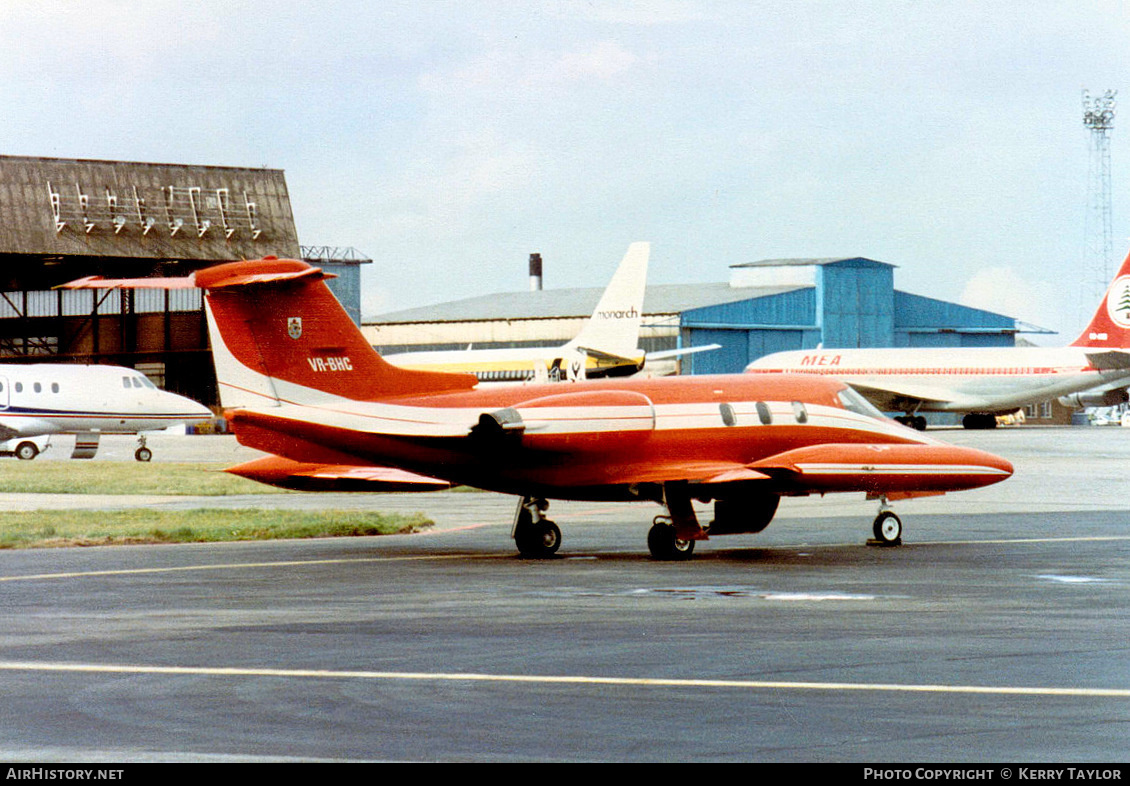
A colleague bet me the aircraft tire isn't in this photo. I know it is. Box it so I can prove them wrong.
[135,447,153,462]
[647,522,695,561]
[15,441,38,461]
[962,414,997,430]
[515,519,561,558]
[872,511,903,545]
[913,416,927,431]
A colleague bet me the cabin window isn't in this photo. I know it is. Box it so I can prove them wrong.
[51,383,59,393]
[14,382,21,393]
[719,402,737,427]
[792,401,808,423]
[756,401,773,425]
[33,383,41,393]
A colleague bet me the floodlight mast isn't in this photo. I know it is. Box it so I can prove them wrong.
[1082,89,1116,320]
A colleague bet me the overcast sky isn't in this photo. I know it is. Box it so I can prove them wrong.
[2,1,1127,341]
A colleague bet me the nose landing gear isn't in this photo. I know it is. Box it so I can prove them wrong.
[869,497,903,546]
[512,496,561,558]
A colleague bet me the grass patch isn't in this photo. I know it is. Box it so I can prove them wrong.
[0,508,433,549]
[0,461,290,496]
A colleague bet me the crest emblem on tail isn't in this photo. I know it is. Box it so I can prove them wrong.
[1106,277,1130,329]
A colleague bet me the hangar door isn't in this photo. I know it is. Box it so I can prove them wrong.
[686,329,804,374]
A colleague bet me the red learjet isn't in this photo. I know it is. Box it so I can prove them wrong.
[62,256,1013,560]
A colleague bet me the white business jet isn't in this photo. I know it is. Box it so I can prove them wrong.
[0,363,213,460]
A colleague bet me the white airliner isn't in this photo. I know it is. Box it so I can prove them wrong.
[745,248,1130,429]
[382,242,717,383]
[0,363,213,459]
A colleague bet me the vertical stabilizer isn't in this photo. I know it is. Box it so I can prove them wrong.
[564,242,649,360]
[194,259,477,406]
[60,258,477,407]
[1071,247,1130,348]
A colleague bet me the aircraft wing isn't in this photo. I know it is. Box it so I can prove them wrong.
[644,344,722,362]
[1085,350,1130,371]
[225,456,453,492]
[587,441,1008,497]
[842,380,956,412]
[746,442,1012,496]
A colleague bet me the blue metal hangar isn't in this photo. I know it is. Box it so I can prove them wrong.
[363,256,1030,375]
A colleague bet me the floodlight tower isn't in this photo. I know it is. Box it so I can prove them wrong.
[1083,89,1116,309]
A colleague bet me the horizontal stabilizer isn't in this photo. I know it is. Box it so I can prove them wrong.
[226,456,451,492]
[57,258,337,292]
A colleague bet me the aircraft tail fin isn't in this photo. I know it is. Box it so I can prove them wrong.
[563,242,649,363]
[61,258,477,407]
[1071,247,1130,348]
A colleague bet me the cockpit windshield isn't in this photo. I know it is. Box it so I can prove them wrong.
[836,387,887,421]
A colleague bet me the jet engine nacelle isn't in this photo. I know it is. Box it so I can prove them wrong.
[471,390,657,452]
[707,492,781,535]
[1058,388,1130,409]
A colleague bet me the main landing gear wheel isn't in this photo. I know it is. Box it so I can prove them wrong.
[871,510,903,546]
[134,436,152,462]
[648,517,695,561]
[512,497,561,559]
[896,415,927,431]
[962,413,998,430]
[15,441,38,461]
[515,519,561,558]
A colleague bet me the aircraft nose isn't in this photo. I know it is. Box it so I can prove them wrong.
[965,446,1014,482]
[167,391,213,419]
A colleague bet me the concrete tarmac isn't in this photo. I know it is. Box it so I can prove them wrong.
[0,427,1128,762]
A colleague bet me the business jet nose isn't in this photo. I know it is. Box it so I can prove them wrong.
[957,445,1014,488]
[165,391,214,421]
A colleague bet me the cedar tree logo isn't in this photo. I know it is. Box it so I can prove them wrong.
[1106,277,1130,329]
[288,317,303,340]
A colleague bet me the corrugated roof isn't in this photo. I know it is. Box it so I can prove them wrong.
[730,256,896,269]
[368,282,807,324]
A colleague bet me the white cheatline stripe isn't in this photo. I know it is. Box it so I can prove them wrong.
[795,464,1011,476]
[0,661,1128,698]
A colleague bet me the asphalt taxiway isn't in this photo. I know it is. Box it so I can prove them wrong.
[0,428,1128,762]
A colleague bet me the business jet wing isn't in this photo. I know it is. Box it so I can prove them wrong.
[746,442,1011,496]
[584,440,1008,497]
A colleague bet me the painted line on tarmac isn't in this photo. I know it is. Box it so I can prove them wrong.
[0,553,506,583]
[1,660,1129,699]
[5,534,1129,583]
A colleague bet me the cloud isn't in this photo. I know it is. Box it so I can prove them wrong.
[958,266,1062,331]
[420,39,646,98]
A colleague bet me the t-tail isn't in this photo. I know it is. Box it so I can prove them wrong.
[61,257,477,408]
[1071,246,1130,348]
